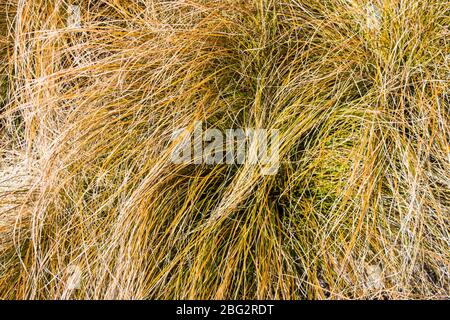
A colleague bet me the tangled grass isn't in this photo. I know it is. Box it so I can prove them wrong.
[0,0,448,299]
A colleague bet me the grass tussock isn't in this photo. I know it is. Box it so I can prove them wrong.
[0,0,449,299]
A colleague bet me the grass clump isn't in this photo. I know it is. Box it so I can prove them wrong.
[0,0,448,299]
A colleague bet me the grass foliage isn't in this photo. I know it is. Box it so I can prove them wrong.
[0,0,449,299]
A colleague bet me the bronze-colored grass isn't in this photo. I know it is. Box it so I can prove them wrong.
[0,0,448,299]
